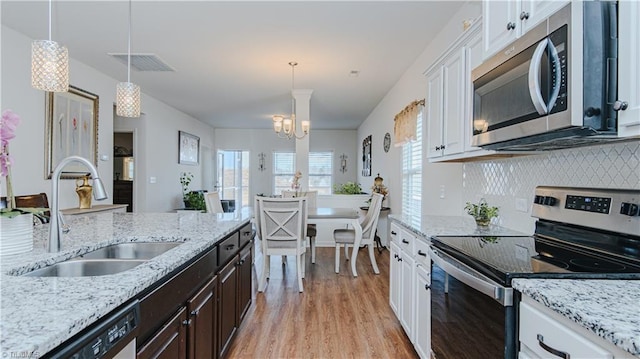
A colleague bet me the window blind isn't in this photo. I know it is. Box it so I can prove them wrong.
[401,110,423,228]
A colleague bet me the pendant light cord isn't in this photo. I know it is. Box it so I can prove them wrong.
[127,0,132,83]
[48,0,52,41]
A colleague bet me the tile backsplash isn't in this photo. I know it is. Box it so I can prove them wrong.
[462,141,640,233]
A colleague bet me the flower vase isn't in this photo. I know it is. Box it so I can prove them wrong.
[0,213,34,256]
[474,218,491,227]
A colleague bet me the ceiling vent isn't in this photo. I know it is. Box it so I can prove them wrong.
[108,53,175,72]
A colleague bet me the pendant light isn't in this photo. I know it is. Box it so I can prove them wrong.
[116,0,141,118]
[31,0,69,92]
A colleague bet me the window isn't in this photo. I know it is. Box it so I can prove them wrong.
[401,110,423,228]
[272,151,334,195]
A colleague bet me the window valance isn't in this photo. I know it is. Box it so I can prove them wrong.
[393,99,424,147]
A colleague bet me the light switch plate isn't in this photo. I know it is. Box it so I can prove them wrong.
[515,198,528,212]
[149,176,157,184]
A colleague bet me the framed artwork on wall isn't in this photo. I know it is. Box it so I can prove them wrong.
[362,135,372,177]
[179,131,200,165]
[44,85,99,179]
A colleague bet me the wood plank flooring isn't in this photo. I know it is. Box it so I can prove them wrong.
[225,244,417,359]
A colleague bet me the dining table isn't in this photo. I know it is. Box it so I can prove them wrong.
[307,207,367,277]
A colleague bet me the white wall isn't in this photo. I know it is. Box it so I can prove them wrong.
[357,2,482,216]
[214,129,357,200]
[1,26,213,212]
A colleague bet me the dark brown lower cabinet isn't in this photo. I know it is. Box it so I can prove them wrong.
[137,307,188,359]
[187,276,218,359]
[237,241,252,323]
[218,255,238,359]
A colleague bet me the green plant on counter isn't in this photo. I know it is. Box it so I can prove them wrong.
[464,198,499,226]
[333,182,364,194]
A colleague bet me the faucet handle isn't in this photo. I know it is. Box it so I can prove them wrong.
[58,213,70,234]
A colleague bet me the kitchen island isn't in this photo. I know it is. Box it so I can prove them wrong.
[0,209,252,357]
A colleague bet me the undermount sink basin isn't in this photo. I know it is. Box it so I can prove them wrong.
[22,259,148,277]
[78,242,183,260]
[21,242,183,277]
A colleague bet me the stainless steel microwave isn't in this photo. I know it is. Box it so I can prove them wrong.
[471,1,621,151]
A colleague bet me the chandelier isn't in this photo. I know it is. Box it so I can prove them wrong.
[272,62,310,139]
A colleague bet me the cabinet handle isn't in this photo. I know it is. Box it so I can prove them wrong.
[402,239,409,244]
[417,250,427,257]
[425,284,431,290]
[520,11,529,20]
[435,146,441,151]
[182,319,192,326]
[393,254,399,259]
[613,100,628,111]
[441,144,446,150]
[238,259,245,265]
[225,244,236,251]
[536,334,569,359]
[398,257,403,262]
[391,231,397,235]
[507,22,516,30]
[190,310,199,317]
[243,231,252,236]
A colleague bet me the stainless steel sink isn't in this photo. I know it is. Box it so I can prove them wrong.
[22,259,148,277]
[78,242,183,260]
[21,242,183,277]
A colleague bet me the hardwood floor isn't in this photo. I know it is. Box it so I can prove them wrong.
[225,244,417,359]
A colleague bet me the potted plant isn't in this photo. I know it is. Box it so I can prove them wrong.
[464,198,499,227]
[333,182,364,194]
[179,172,206,211]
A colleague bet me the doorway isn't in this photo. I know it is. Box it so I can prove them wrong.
[217,150,249,209]
[113,132,134,212]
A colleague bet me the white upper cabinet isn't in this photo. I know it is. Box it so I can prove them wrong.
[483,0,568,59]
[442,48,466,157]
[425,66,444,158]
[617,0,640,138]
[463,30,484,153]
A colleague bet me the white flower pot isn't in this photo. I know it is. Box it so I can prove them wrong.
[0,213,34,256]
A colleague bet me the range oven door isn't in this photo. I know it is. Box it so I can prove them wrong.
[428,247,517,359]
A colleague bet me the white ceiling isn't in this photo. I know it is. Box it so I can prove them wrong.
[2,1,466,130]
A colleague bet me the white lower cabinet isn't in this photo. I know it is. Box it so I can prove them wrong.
[519,296,634,359]
[389,221,431,358]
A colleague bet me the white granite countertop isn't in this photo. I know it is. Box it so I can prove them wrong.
[389,214,528,238]
[0,209,252,357]
[513,279,640,357]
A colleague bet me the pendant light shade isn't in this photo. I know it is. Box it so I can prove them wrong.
[116,82,141,117]
[31,0,69,92]
[116,0,141,118]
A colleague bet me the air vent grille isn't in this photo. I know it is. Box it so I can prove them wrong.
[109,53,175,72]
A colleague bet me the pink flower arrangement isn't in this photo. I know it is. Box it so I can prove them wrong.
[1,109,20,214]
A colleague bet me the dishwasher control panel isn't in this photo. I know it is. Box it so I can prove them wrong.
[49,300,139,359]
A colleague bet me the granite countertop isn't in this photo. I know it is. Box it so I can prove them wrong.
[513,279,640,357]
[389,214,528,238]
[0,209,252,357]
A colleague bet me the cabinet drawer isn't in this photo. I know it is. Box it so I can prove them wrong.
[390,223,401,245]
[218,232,240,266]
[519,301,613,359]
[238,223,254,249]
[399,228,415,254]
[414,238,430,267]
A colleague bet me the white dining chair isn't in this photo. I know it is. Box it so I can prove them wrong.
[204,192,224,213]
[333,192,384,275]
[281,190,318,263]
[257,196,308,293]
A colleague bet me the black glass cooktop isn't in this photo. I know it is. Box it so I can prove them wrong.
[431,234,640,286]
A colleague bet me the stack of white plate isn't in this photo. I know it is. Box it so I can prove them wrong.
[0,214,34,256]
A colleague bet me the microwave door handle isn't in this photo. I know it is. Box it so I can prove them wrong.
[546,39,562,113]
[528,38,549,115]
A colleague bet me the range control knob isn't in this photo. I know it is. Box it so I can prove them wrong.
[620,202,639,216]
[543,196,557,206]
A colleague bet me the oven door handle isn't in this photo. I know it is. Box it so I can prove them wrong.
[528,38,550,115]
[428,247,513,307]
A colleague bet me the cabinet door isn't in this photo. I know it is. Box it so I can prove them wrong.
[137,307,187,359]
[442,47,465,156]
[414,264,431,359]
[521,0,569,34]
[237,242,253,323]
[400,250,415,342]
[218,255,239,359]
[464,29,484,153]
[389,241,401,316]
[425,66,444,158]
[618,0,640,138]
[483,0,520,59]
[187,277,217,359]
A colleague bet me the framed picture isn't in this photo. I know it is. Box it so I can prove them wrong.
[179,131,199,165]
[45,85,99,179]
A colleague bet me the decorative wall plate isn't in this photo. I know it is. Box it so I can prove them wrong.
[383,132,391,152]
